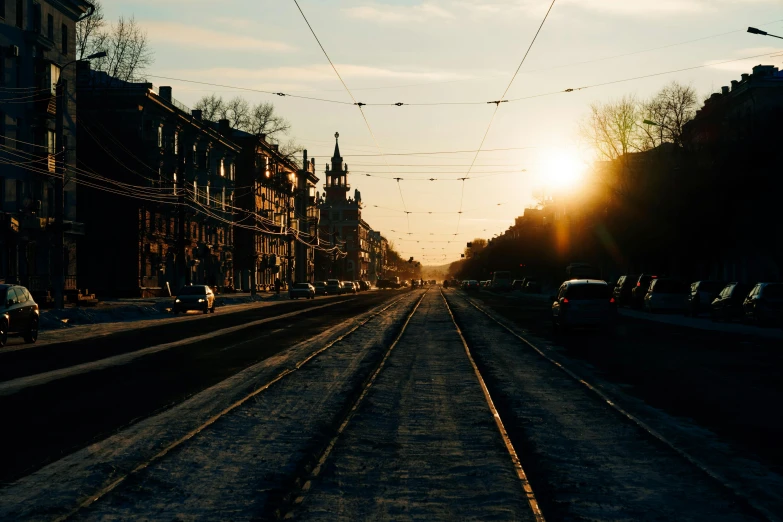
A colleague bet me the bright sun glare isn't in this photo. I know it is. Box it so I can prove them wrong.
[542,151,586,191]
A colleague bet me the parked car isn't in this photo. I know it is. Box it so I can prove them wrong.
[630,274,658,309]
[643,279,687,313]
[743,283,783,326]
[524,278,541,294]
[0,284,40,346]
[512,280,525,291]
[551,280,616,332]
[612,274,638,307]
[326,279,343,295]
[314,281,328,296]
[711,282,753,322]
[343,281,358,294]
[465,280,481,293]
[684,280,725,316]
[174,285,215,314]
[359,280,371,291]
[289,283,315,300]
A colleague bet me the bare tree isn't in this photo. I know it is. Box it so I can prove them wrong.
[88,16,154,82]
[249,102,291,138]
[579,95,643,162]
[640,82,698,148]
[278,138,304,168]
[194,94,224,122]
[75,0,105,60]
[219,97,252,130]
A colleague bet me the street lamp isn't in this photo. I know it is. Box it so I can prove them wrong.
[53,50,107,309]
[747,27,783,40]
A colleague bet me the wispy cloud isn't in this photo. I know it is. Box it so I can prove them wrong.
[169,64,470,84]
[143,21,294,52]
[705,47,782,72]
[343,3,454,23]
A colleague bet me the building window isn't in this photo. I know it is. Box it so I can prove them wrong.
[16,0,22,27]
[206,184,210,206]
[47,13,53,40]
[157,126,162,148]
[61,23,68,55]
[33,3,40,33]
[193,181,197,202]
[47,130,55,155]
[173,131,178,155]
[220,158,225,177]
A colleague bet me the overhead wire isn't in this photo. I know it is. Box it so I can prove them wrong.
[456,0,557,235]
[292,0,411,234]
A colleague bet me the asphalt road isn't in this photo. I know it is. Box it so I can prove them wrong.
[0,291,400,485]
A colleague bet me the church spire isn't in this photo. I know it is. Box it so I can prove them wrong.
[332,132,341,162]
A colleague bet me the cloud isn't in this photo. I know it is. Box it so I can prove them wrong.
[169,64,470,84]
[143,21,294,52]
[559,0,778,16]
[343,3,454,23]
[704,47,782,73]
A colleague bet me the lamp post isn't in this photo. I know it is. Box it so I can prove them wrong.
[747,27,783,40]
[53,50,106,309]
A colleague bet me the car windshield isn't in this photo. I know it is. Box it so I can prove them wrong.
[178,286,206,295]
[763,284,783,298]
[652,280,684,294]
[566,284,610,299]
[315,282,326,287]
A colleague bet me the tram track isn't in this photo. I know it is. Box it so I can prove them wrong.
[443,288,775,522]
[44,291,420,522]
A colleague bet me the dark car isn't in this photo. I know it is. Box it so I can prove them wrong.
[0,284,40,346]
[465,280,481,293]
[630,274,658,309]
[289,283,315,300]
[743,283,783,326]
[359,281,371,291]
[343,281,358,294]
[314,281,328,296]
[643,279,687,314]
[612,274,638,307]
[174,285,215,314]
[524,279,541,294]
[551,280,616,332]
[512,280,525,291]
[711,282,753,322]
[326,279,342,295]
[684,280,725,316]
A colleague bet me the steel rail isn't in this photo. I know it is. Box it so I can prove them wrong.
[280,289,430,518]
[440,289,546,522]
[446,289,778,522]
[54,291,418,522]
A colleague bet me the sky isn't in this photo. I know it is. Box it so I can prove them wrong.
[102,0,782,265]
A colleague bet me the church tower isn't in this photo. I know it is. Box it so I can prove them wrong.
[324,132,349,202]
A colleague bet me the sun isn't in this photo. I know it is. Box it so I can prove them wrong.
[542,150,586,190]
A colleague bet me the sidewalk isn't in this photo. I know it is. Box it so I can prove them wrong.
[618,308,783,340]
[2,293,302,351]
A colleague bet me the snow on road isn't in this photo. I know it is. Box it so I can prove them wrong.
[444,290,760,522]
[0,294,417,521]
[295,291,536,521]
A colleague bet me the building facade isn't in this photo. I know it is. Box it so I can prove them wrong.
[317,133,372,282]
[0,0,92,301]
[77,73,238,297]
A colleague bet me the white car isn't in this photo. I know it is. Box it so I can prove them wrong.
[644,279,686,313]
[552,279,616,331]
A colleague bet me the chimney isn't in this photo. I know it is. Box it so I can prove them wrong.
[218,118,231,136]
[192,109,203,120]
[730,80,739,90]
[721,86,729,95]
[159,86,172,102]
[303,149,308,167]
[741,73,750,81]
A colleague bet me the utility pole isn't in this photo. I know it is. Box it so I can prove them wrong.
[53,80,65,309]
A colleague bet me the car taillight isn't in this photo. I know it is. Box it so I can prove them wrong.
[610,297,615,303]
[562,298,569,304]
[637,282,641,287]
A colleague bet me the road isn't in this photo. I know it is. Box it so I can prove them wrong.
[0,287,780,521]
